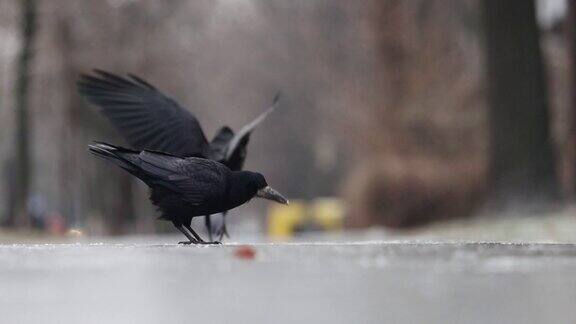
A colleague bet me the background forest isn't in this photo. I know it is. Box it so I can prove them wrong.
[0,0,573,239]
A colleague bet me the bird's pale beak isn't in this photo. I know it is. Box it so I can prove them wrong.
[256,186,289,205]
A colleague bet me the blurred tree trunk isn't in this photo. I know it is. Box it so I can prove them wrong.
[110,176,134,235]
[12,0,37,227]
[482,0,560,206]
[568,1,576,199]
[56,14,135,235]
[345,0,486,228]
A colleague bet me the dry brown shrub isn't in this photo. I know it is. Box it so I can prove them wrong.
[345,154,486,228]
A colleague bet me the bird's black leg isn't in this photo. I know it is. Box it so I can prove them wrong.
[217,212,230,241]
[185,224,221,245]
[205,215,213,242]
[175,224,199,245]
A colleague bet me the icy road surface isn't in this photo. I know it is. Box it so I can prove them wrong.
[1,241,576,324]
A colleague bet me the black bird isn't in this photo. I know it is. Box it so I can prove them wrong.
[88,142,288,244]
[77,70,280,240]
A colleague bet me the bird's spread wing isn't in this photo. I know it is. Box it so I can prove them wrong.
[77,70,209,157]
[224,92,281,162]
[137,151,228,205]
[209,126,235,162]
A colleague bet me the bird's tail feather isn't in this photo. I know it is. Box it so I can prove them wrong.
[88,142,139,172]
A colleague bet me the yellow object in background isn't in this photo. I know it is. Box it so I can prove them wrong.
[268,201,306,239]
[267,197,345,239]
[310,198,344,231]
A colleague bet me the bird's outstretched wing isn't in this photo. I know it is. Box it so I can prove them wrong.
[208,126,235,162]
[137,151,229,205]
[78,70,209,157]
[224,92,281,169]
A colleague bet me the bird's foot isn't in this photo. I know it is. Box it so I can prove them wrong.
[198,241,222,245]
[178,240,194,245]
[216,224,230,241]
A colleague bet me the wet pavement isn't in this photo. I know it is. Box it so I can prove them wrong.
[1,240,576,324]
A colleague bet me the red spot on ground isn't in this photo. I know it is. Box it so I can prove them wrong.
[234,245,256,260]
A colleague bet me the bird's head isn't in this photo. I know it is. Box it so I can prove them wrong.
[239,171,289,205]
